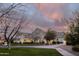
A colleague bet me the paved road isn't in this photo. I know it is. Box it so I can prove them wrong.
[0,44,62,48]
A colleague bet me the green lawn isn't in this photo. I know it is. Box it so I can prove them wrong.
[11,43,46,46]
[0,48,62,56]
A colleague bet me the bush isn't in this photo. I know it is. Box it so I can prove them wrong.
[64,33,76,45]
[57,41,61,44]
[72,45,79,52]
[66,42,72,45]
[59,42,63,44]
[52,41,56,44]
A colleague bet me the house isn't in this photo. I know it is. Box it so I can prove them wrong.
[13,33,33,44]
[0,32,5,44]
[32,28,46,43]
[56,32,65,43]
[0,39,5,44]
[13,38,33,44]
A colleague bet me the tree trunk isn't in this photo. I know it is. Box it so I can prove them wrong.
[8,41,11,50]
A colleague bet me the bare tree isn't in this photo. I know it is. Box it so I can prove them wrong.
[0,3,26,49]
[62,15,75,34]
[0,3,21,18]
[4,19,24,49]
[63,11,79,34]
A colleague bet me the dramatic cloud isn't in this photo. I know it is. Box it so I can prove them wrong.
[36,4,65,20]
[1,3,79,32]
[19,3,79,32]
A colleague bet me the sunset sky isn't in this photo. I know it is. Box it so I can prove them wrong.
[1,3,79,33]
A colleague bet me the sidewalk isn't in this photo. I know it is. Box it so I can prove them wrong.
[56,48,75,56]
[59,45,79,56]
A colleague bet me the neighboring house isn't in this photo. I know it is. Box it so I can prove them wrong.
[56,32,65,43]
[13,38,33,44]
[0,32,5,44]
[13,39,21,43]
[32,28,46,43]
[13,33,33,44]
[0,39,5,44]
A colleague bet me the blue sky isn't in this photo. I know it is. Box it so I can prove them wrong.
[1,3,79,33]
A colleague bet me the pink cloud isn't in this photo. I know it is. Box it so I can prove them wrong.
[36,3,64,21]
[53,25,69,32]
[35,3,68,32]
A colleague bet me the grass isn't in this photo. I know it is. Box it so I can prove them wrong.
[11,43,46,46]
[0,48,62,56]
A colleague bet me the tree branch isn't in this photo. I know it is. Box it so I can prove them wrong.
[0,3,21,18]
[4,25,9,42]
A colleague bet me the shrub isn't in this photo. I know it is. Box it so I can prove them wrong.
[64,33,75,45]
[72,45,79,52]
[52,41,56,44]
[44,30,56,42]
[57,41,61,44]
[66,42,72,45]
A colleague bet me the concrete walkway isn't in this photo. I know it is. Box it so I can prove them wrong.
[12,44,61,49]
[56,48,75,56]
